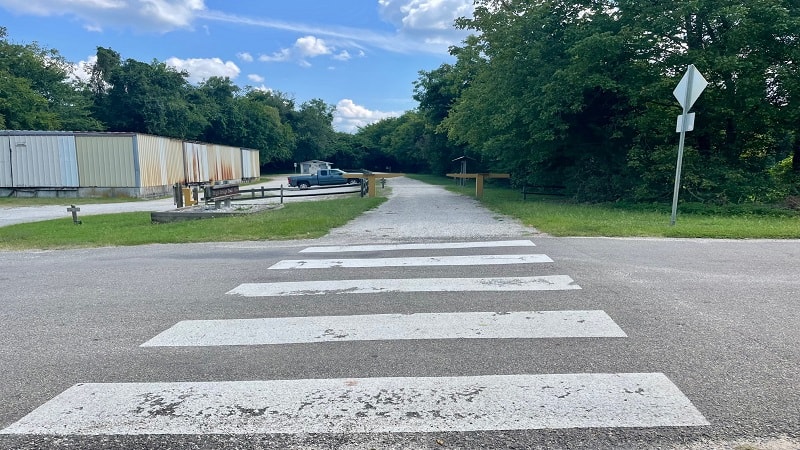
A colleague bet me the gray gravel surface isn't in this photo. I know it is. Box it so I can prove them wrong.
[319,176,540,244]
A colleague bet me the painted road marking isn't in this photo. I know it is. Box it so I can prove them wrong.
[227,275,581,297]
[0,373,709,435]
[268,254,553,269]
[140,310,625,347]
[300,240,535,253]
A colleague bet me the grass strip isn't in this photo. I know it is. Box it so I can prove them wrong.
[0,196,385,250]
[408,174,800,239]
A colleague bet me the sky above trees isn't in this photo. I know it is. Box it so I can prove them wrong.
[0,0,475,132]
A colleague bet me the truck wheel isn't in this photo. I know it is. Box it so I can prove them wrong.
[298,181,310,190]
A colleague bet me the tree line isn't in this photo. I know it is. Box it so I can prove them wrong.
[3,0,800,205]
[0,27,367,172]
[363,0,800,204]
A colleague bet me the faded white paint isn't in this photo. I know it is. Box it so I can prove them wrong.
[269,254,553,270]
[0,373,709,435]
[227,275,581,297]
[140,310,625,347]
[300,240,536,253]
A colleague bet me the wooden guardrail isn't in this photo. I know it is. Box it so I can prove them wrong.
[446,173,510,198]
[203,183,240,209]
[344,172,404,198]
[522,184,566,200]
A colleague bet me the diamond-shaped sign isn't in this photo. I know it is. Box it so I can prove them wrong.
[673,65,708,110]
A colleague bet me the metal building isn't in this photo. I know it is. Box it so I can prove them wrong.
[1,131,262,198]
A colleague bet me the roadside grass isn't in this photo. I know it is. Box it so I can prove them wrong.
[408,174,800,239]
[0,196,385,250]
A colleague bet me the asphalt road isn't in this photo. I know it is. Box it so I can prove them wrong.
[0,177,798,449]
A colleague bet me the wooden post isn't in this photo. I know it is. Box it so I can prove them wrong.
[67,205,82,224]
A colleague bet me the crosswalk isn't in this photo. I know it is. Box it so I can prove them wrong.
[1,239,709,436]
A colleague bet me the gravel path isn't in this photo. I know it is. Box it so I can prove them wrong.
[318,176,540,244]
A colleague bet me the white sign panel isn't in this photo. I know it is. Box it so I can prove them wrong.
[673,65,708,110]
[676,113,696,132]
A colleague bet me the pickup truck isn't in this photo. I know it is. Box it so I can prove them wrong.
[287,169,361,189]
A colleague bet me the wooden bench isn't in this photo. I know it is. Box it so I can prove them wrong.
[522,184,566,200]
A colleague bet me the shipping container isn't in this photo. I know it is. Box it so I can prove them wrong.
[2,131,260,197]
[183,142,209,184]
[208,144,242,182]
[136,134,184,188]
[0,132,78,187]
[76,134,136,188]
[241,148,261,180]
[0,135,11,186]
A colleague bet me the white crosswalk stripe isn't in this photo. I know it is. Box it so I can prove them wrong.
[0,374,709,435]
[227,275,581,296]
[300,239,536,253]
[1,239,709,437]
[140,310,626,346]
[268,254,553,269]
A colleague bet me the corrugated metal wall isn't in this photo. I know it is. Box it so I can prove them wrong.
[241,148,260,179]
[183,142,209,184]
[136,134,184,187]
[208,144,242,182]
[2,131,264,195]
[1,134,79,187]
[0,136,11,186]
[76,135,136,187]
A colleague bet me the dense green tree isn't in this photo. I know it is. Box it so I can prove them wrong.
[0,27,101,130]
[426,0,800,202]
[94,56,201,139]
[327,132,366,170]
[236,89,295,165]
[291,98,336,162]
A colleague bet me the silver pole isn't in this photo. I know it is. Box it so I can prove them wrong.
[670,68,695,226]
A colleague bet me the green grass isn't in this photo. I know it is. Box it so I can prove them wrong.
[408,174,800,239]
[0,196,385,250]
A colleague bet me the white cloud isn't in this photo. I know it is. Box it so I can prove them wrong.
[70,55,97,83]
[165,57,240,83]
[0,0,207,32]
[333,50,351,61]
[333,99,401,133]
[295,36,331,57]
[247,74,264,83]
[259,48,292,62]
[237,52,254,62]
[378,0,473,46]
[199,4,469,55]
[260,36,339,67]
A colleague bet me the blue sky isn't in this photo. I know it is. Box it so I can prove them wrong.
[0,0,475,132]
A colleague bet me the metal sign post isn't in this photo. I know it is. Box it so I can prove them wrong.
[670,64,708,226]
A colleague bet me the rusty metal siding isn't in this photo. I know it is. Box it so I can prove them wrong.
[136,134,184,187]
[183,142,209,184]
[2,134,78,187]
[208,144,242,182]
[241,148,261,179]
[76,135,136,187]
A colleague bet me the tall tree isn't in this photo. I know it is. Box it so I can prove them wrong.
[0,27,101,130]
[291,99,336,162]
